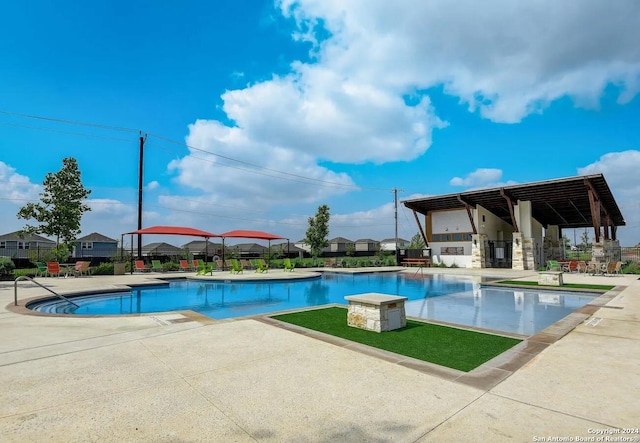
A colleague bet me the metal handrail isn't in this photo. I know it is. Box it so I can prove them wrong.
[14,276,79,308]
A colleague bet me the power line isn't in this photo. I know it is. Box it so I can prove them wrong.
[1,108,391,192]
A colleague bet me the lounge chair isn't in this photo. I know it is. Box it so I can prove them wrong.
[196,261,217,275]
[179,260,194,272]
[229,259,243,274]
[35,261,48,277]
[283,258,295,272]
[546,260,561,271]
[254,259,268,273]
[134,260,149,272]
[151,260,164,272]
[72,261,91,277]
[576,261,588,274]
[562,260,577,272]
[241,259,252,270]
[46,261,62,277]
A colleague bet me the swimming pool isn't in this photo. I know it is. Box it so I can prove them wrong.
[28,272,597,335]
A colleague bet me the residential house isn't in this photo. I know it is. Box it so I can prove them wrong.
[182,240,224,258]
[379,238,409,251]
[326,237,354,254]
[73,232,118,258]
[0,231,55,259]
[141,242,184,257]
[354,238,380,253]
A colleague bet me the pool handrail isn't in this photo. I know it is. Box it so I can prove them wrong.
[14,275,79,308]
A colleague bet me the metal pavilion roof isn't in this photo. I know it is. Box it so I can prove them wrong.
[402,174,625,230]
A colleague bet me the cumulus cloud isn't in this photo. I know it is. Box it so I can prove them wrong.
[0,161,40,203]
[280,0,640,122]
[164,1,640,243]
[449,168,511,188]
[577,150,640,239]
[145,181,160,191]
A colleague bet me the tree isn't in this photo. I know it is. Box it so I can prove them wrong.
[580,230,591,248]
[408,232,426,249]
[304,204,330,258]
[17,157,91,246]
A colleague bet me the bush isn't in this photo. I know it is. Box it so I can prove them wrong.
[91,262,114,275]
[162,261,180,272]
[0,257,15,278]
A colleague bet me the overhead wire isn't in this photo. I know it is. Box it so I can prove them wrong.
[0,109,402,227]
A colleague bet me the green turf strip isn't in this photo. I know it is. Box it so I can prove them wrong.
[272,307,521,372]
[496,280,614,291]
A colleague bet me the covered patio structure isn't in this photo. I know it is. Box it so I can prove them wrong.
[122,226,220,266]
[402,174,626,270]
[219,230,289,268]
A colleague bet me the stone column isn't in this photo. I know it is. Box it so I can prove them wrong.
[471,234,488,268]
[512,232,537,270]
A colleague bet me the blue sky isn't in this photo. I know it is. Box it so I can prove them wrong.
[1,0,639,247]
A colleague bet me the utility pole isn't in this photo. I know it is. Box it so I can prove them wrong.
[137,132,147,259]
[392,188,403,265]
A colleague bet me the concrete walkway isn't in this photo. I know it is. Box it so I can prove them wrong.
[1,268,638,442]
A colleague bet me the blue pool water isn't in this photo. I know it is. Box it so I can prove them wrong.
[29,273,597,335]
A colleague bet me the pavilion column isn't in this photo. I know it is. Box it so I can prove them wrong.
[471,234,488,269]
[512,232,536,270]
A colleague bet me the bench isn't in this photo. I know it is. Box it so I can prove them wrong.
[401,258,431,267]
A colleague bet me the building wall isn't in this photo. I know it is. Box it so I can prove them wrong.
[429,209,474,267]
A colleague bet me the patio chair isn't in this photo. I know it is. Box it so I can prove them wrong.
[196,261,216,275]
[35,261,48,277]
[151,260,164,272]
[546,260,561,271]
[46,261,62,277]
[229,259,243,274]
[134,260,149,272]
[254,259,268,273]
[72,261,91,277]
[241,259,252,270]
[179,260,194,272]
[283,258,295,272]
[610,261,623,276]
[562,260,578,273]
[576,261,588,274]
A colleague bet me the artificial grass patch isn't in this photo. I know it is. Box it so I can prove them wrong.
[272,307,521,372]
[496,280,614,291]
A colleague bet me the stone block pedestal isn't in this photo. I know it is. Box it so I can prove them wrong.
[538,271,563,286]
[345,293,408,332]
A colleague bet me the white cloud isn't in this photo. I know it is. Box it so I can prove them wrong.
[279,0,640,123]
[577,150,640,245]
[0,161,40,203]
[145,181,160,191]
[450,168,506,188]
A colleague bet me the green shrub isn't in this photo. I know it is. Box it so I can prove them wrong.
[162,261,180,272]
[91,262,114,275]
[0,257,15,276]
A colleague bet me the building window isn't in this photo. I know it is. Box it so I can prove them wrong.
[0,241,5,249]
[82,242,93,250]
[441,247,464,255]
[17,241,29,250]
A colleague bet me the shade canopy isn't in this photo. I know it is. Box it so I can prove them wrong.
[125,225,219,238]
[219,230,287,240]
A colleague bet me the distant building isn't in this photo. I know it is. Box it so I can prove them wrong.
[182,240,224,257]
[141,242,184,257]
[354,238,379,252]
[0,231,55,259]
[326,237,354,253]
[73,232,118,258]
[228,242,267,256]
[379,238,410,251]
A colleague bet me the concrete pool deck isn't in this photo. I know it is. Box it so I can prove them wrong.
[1,267,638,441]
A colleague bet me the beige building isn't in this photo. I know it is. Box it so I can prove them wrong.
[403,174,625,270]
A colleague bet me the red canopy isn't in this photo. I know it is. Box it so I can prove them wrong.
[219,229,287,240]
[126,225,220,238]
